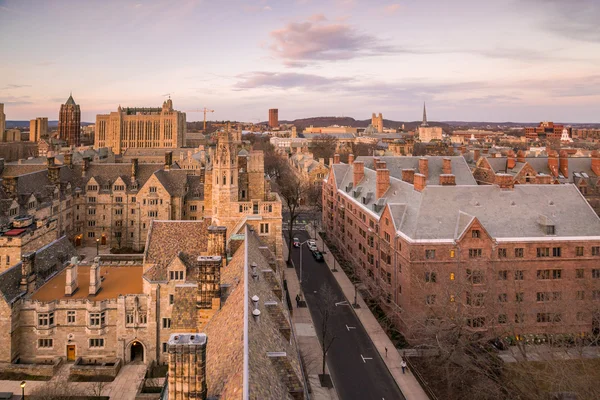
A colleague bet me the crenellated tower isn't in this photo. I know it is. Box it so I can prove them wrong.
[212,124,239,219]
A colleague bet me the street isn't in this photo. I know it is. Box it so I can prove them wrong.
[287,230,406,400]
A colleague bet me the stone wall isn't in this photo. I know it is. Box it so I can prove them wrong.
[70,357,122,379]
[0,357,62,379]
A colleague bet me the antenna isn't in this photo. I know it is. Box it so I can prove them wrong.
[161,93,174,99]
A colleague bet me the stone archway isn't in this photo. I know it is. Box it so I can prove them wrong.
[126,339,146,364]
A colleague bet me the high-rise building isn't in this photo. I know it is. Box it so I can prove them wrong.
[58,94,81,147]
[29,117,48,142]
[95,99,186,154]
[268,108,279,128]
[0,103,5,137]
[371,113,383,133]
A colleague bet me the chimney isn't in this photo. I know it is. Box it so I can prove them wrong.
[348,154,355,164]
[496,173,514,189]
[547,150,559,177]
[517,150,526,163]
[64,152,73,168]
[89,257,101,296]
[20,252,36,293]
[442,157,452,175]
[47,156,55,167]
[328,157,333,166]
[82,157,90,177]
[474,149,481,162]
[167,333,208,400]
[419,158,429,179]
[439,174,456,186]
[559,150,569,178]
[207,226,227,260]
[318,158,324,165]
[131,158,138,182]
[48,164,61,185]
[401,168,415,184]
[333,154,340,164]
[414,173,426,192]
[507,150,516,170]
[536,174,552,184]
[3,176,18,198]
[353,161,365,186]
[165,151,173,171]
[376,169,390,198]
[65,257,79,296]
[592,150,600,176]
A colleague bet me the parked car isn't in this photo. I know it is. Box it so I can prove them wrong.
[293,238,300,248]
[307,239,317,251]
[312,250,324,262]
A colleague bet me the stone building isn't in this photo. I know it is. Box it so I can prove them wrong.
[417,102,443,143]
[288,152,329,188]
[29,117,48,142]
[58,94,81,147]
[371,113,383,133]
[0,103,5,137]
[96,99,186,155]
[323,155,600,341]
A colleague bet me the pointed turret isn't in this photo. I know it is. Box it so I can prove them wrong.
[65,93,76,106]
[421,102,428,127]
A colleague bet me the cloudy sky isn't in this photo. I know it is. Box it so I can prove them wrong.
[1,0,600,123]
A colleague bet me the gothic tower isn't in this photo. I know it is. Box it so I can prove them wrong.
[212,124,239,219]
[58,93,81,147]
[421,102,429,127]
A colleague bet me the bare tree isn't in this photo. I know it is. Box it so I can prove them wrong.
[310,134,338,163]
[317,283,337,379]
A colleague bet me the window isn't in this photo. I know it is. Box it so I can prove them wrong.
[9,207,17,216]
[468,249,482,258]
[88,197,96,203]
[536,247,550,257]
[593,269,600,279]
[126,314,134,324]
[88,220,96,227]
[169,271,184,280]
[88,232,95,238]
[162,343,168,353]
[190,205,197,211]
[139,313,147,324]
[426,295,436,305]
[384,232,391,242]
[260,223,269,234]
[576,247,584,256]
[115,196,123,203]
[169,294,174,305]
[114,185,125,191]
[552,247,561,257]
[515,292,524,302]
[498,248,507,258]
[87,185,98,191]
[515,313,524,323]
[425,272,437,283]
[450,272,455,280]
[425,250,436,259]
[537,313,561,323]
[28,200,36,209]
[593,246,600,256]
[162,318,172,328]
[498,270,508,280]
[514,270,524,280]
[89,338,105,348]
[88,208,96,215]
[38,312,54,327]
[148,211,158,217]
[576,269,584,279]
[498,314,507,324]
[467,317,485,328]
[536,269,562,280]
[38,339,53,348]
[472,230,481,238]
[149,187,157,193]
[467,269,484,284]
[89,312,106,327]
[115,209,123,215]
[576,291,585,300]
[67,311,76,324]
[515,248,524,258]
[131,197,136,203]
[498,293,507,303]
[5,256,9,265]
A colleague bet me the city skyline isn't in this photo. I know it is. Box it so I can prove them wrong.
[1,0,600,123]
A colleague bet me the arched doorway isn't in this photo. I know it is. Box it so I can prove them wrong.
[75,235,82,246]
[129,340,144,363]
[101,234,107,245]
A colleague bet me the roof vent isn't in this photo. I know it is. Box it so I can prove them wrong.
[252,308,261,323]
[549,200,554,206]
[252,295,259,309]
[345,183,353,192]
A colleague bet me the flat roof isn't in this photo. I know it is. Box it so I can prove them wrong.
[31,265,144,302]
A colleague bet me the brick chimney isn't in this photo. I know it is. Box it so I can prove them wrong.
[353,161,364,186]
[473,149,481,162]
[536,174,552,184]
[377,160,387,170]
[559,150,569,178]
[414,173,426,192]
[496,173,514,189]
[47,156,55,168]
[64,152,73,168]
[165,151,173,171]
[318,158,324,165]
[89,257,101,296]
[207,226,227,260]
[328,157,333,166]
[48,162,61,185]
[168,333,208,400]
[439,174,456,186]
[131,158,138,182]
[592,150,600,176]
[82,157,90,177]
[547,150,559,177]
[65,257,79,296]
[507,150,516,170]
[3,176,18,198]
[20,252,37,293]
[401,169,415,184]
[516,150,526,163]
[348,154,355,164]
[333,154,340,164]
[376,169,390,198]
[419,158,429,179]
[442,157,452,175]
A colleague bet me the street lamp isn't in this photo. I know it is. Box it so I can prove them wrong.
[20,381,26,399]
[297,239,312,285]
[96,238,100,256]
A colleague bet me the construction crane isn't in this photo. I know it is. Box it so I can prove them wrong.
[186,108,215,130]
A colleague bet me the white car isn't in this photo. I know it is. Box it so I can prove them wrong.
[307,240,318,251]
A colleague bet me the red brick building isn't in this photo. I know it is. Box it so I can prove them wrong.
[323,155,600,342]
[58,94,81,147]
[525,121,564,141]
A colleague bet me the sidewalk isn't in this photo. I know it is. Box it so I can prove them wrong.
[283,239,339,400]
[308,224,430,400]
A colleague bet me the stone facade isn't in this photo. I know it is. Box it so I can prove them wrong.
[58,94,81,147]
[96,99,186,154]
[371,113,383,133]
[0,103,5,138]
[29,117,48,142]
[418,126,443,142]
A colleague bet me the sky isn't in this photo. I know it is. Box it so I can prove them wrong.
[1,0,600,123]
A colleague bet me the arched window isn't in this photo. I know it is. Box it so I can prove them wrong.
[223,175,226,185]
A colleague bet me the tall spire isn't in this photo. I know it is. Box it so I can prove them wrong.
[421,102,428,127]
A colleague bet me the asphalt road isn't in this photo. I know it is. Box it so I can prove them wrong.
[288,230,406,400]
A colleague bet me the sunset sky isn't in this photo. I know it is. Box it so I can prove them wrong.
[1,0,600,123]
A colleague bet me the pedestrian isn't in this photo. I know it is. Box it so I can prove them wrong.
[295,294,301,308]
[401,359,407,374]
[385,347,388,357]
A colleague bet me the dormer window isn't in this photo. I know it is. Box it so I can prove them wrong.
[87,185,98,191]
[472,230,481,238]
[546,225,555,235]
[169,271,184,281]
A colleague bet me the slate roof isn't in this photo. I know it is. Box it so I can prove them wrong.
[0,236,77,304]
[332,160,600,241]
[484,156,597,183]
[356,155,477,186]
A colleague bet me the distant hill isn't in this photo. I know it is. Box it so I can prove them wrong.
[274,117,449,131]
[6,121,94,129]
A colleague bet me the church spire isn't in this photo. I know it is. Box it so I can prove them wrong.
[421,102,428,127]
